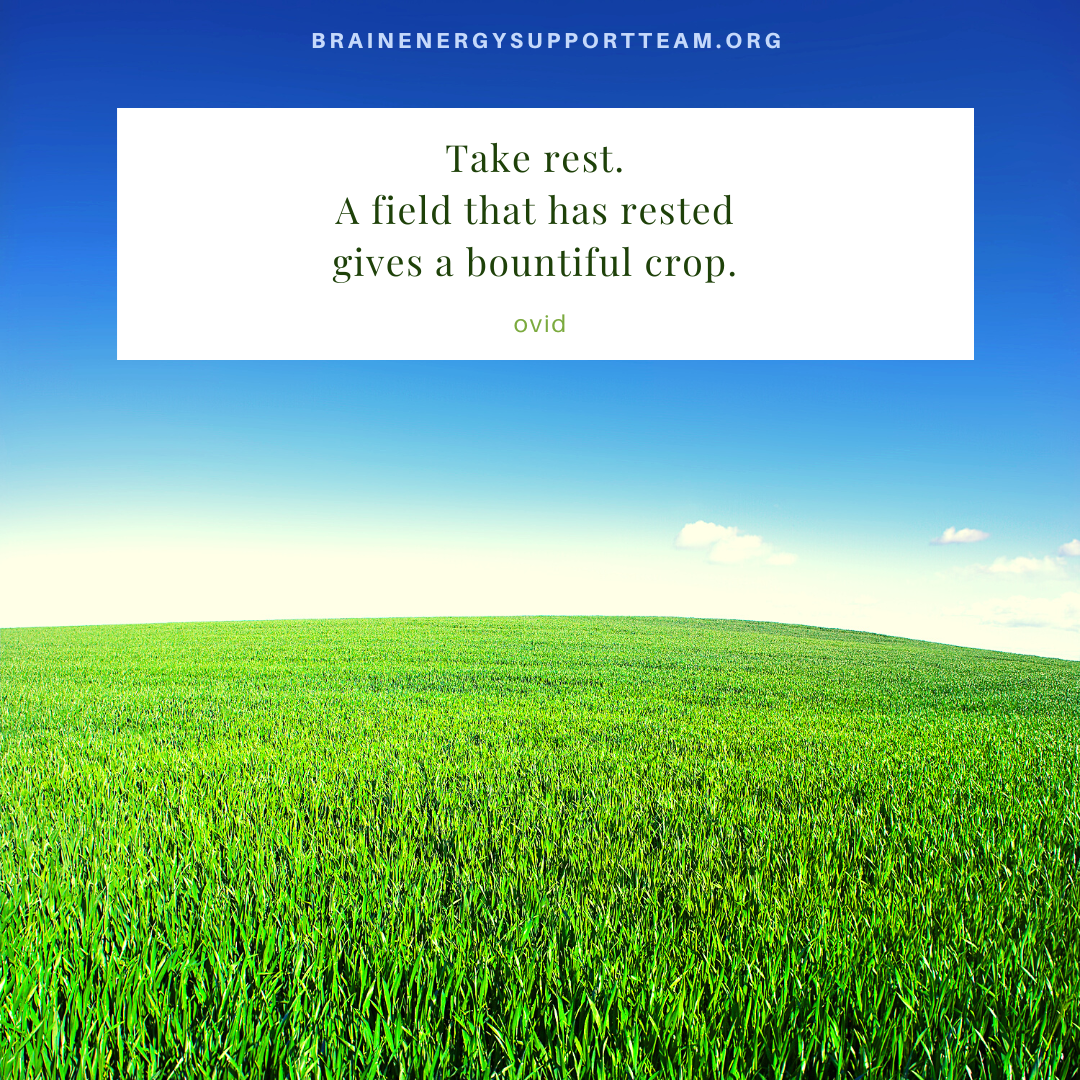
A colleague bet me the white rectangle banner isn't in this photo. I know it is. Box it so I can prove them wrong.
[117,108,973,361]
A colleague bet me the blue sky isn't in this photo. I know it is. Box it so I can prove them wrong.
[1,0,1078,655]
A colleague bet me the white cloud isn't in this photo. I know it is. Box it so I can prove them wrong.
[931,526,989,545]
[853,594,879,605]
[765,552,798,566]
[969,591,1080,632]
[983,555,1064,575]
[676,521,795,567]
[1059,539,1080,557]
[675,520,737,549]
[708,531,765,563]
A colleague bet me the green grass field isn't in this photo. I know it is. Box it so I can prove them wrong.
[1,616,1077,1079]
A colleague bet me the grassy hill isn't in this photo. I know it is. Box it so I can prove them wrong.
[1,617,1077,1078]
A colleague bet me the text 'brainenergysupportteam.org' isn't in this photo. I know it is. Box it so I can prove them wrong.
[312,32,780,51]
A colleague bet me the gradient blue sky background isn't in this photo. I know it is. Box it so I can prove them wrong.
[2,0,1078,656]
